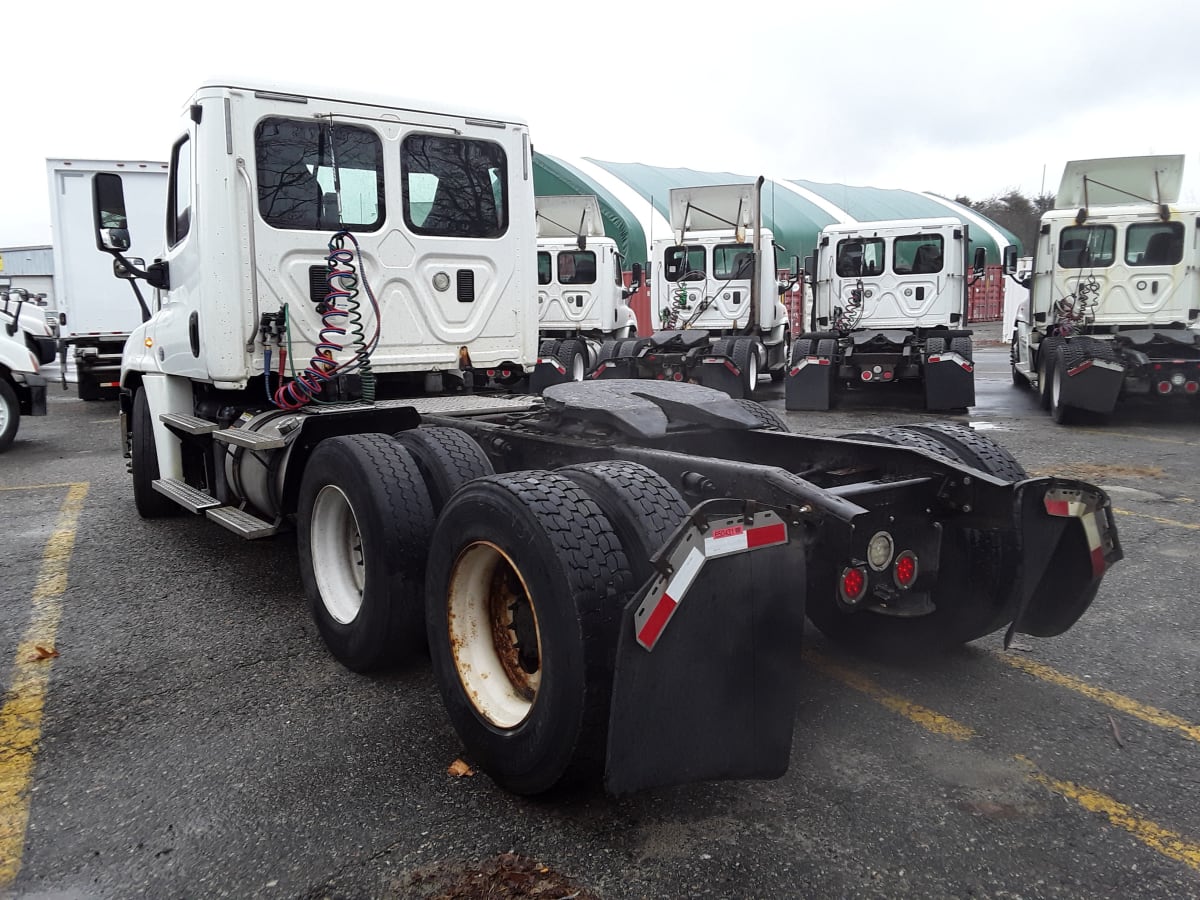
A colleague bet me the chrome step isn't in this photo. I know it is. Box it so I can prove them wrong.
[159,413,218,435]
[213,428,287,450]
[206,506,278,539]
[152,478,221,513]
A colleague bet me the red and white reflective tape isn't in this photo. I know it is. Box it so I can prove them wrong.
[1043,486,1115,577]
[537,357,566,375]
[788,356,832,376]
[1067,358,1123,377]
[926,352,973,372]
[634,511,789,651]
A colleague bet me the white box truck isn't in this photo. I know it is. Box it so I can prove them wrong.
[46,159,169,400]
[1005,155,1200,423]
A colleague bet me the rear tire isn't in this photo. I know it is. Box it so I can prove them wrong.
[1037,338,1061,409]
[131,387,178,518]
[731,338,758,397]
[298,435,435,671]
[424,471,632,794]
[950,336,973,361]
[391,426,494,512]
[1049,347,1077,425]
[557,461,687,586]
[789,338,812,368]
[734,398,789,432]
[557,338,588,382]
[897,423,1027,482]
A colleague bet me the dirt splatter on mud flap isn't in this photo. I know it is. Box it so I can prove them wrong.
[605,499,806,795]
[1004,478,1123,646]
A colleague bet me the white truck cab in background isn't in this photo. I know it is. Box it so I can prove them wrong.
[47,159,169,400]
[0,315,48,452]
[534,194,639,381]
[594,179,793,398]
[1005,154,1200,423]
[788,218,981,411]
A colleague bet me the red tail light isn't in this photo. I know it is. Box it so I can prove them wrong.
[894,551,918,588]
[1157,381,1172,395]
[840,566,867,604]
[1186,381,1199,395]
[861,370,873,382]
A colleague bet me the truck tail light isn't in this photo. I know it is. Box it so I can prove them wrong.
[840,565,867,604]
[861,370,873,382]
[894,551,918,588]
[1186,381,1199,395]
[1157,380,1172,395]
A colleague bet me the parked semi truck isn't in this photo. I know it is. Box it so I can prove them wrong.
[592,180,792,398]
[1006,154,1200,423]
[47,159,169,400]
[96,80,1121,796]
[534,194,640,382]
[2,288,58,367]
[0,303,48,452]
[788,218,984,411]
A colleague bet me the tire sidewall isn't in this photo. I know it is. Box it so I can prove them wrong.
[0,378,20,452]
[425,487,600,793]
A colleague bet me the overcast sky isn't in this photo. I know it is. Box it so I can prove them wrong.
[3,0,1198,248]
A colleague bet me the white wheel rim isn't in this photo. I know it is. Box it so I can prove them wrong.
[0,393,9,434]
[1051,362,1062,410]
[571,351,585,381]
[748,348,759,386]
[447,541,542,728]
[310,485,366,625]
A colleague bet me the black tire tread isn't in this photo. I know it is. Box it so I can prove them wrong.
[899,423,1028,482]
[734,398,789,432]
[391,426,494,511]
[0,378,20,453]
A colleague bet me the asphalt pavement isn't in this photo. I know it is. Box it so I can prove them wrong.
[2,349,1199,899]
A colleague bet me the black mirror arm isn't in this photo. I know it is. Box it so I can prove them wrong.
[100,247,156,322]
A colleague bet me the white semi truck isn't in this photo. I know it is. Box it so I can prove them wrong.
[95,79,1121,797]
[2,287,58,367]
[47,159,169,400]
[1005,155,1200,424]
[0,304,48,452]
[787,218,984,411]
[534,194,640,382]
[593,180,792,398]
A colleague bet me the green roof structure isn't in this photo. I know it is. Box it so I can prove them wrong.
[531,153,1021,267]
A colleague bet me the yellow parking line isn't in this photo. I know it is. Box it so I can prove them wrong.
[0,482,88,888]
[1074,428,1199,447]
[994,652,1200,744]
[1113,508,1200,531]
[814,653,1200,873]
[805,651,975,741]
[1019,756,1200,871]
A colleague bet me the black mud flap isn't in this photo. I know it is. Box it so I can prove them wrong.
[605,505,806,795]
[591,357,635,380]
[785,356,834,410]
[1005,479,1122,646]
[924,354,975,410]
[1057,359,1124,414]
[22,375,48,417]
[529,358,571,394]
[698,357,744,399]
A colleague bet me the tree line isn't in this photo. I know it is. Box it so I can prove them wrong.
[954,190,1055,257]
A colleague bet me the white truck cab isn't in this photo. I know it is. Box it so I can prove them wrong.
[788,218,981,411]
[596,179,792,399]
[0,322,48,452]
[1005,155,1200,423]
[534,194,638,380]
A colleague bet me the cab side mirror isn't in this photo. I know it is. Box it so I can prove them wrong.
[630,262,643,292]
[1002,245,1018,275]
[93,173,132,252]
[803,254,816,280]
[973,246,987,275]
[114,257,146,280]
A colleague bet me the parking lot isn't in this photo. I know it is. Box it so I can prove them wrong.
[2,348,1200,899]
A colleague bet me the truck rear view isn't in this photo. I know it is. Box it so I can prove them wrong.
[1006,155,1200,423]
[788,218,979,411]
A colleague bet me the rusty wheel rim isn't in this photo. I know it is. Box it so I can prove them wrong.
[447,541,542,728]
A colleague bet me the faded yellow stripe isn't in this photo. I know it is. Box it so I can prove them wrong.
[805,651,976,741]
[0,483,83,493]
[1114,508,1200,531]
[1074,428,1199,447]
[0,482,88,888]
[1019,756,1200,871]
[995,652,1200,744]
